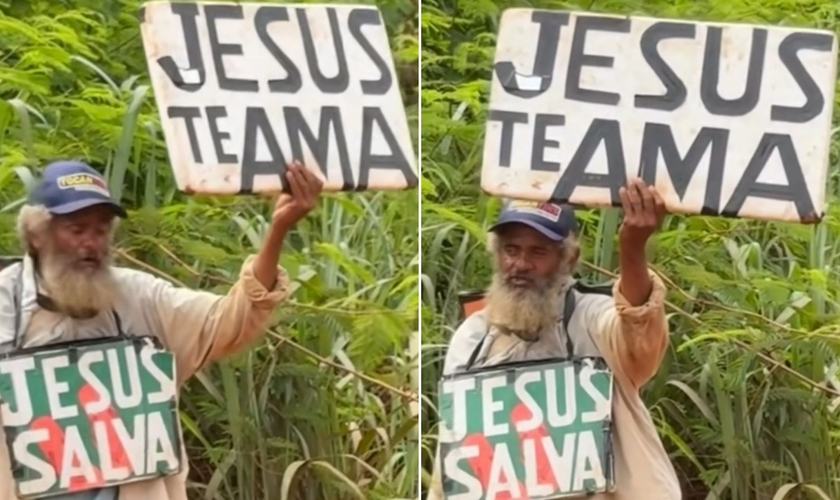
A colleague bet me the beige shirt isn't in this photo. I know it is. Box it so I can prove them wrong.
[428,270,681,500]
[0,254,290,500]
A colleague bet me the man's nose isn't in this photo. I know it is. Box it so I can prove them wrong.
[512,255,534,272]
[79,233,104,254]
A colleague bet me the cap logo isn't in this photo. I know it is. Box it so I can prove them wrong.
[508,200,561,222]
[57,174,111,197]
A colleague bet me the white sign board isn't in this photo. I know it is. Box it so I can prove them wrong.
[482,9,838,223]
[140,1,417,195]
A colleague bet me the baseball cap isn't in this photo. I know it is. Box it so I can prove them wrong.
[488,200,578,241]
[29,161,127,218]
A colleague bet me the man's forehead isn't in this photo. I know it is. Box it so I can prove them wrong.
[497,224,555,245]
[54,205,117,223]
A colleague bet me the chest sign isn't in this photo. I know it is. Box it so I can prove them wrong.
[139,1,417,195]
[437,358,615,500]
[0,337,180,498]
[481,9,838,224]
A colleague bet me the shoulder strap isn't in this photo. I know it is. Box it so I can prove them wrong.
[562,288,576,357]
[10,260,24,349]
[0,256,23,271]
[464,333,484,371]
[463,279,614,371]
[572,280,613,297]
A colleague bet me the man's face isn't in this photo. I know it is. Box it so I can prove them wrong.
[30,204,119,316]
[46,205,115,273]
[485,223,575,339]
[495,224,564,290]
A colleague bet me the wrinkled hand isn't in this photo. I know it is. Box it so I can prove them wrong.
[272,161,324,231]
[618,177,666,251]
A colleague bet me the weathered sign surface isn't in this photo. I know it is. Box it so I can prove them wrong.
[481,9,838,223]
[438,358,614,499]
[140,1,417,195]
[0,338,180,498]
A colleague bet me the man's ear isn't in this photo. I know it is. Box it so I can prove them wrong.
[572,247,581,265]
[29,230,46,252]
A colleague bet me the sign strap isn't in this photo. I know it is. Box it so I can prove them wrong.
[7,261,130,353]
[464,287,578,370]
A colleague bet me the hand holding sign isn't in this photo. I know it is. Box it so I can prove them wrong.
[618,178,666,252]
[272,161,324,232]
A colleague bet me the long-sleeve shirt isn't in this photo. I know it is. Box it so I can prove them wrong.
[0,254,290,500]
[427,270,681,500]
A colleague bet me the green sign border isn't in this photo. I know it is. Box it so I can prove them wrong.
[438,357,616,499]
[0,335,183,498]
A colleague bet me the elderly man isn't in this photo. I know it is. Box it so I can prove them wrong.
[0,160,323,500]
[429,178,680,500]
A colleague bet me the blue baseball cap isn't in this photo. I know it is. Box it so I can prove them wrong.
[29,161,127,218]
[489,200,578,241]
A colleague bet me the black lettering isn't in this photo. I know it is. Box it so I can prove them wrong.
[700,27,766,116]
[167,107,203,163]
[635,22,696,111]
[531,114,565,172]
[156,3,206,91]
[206,106,237,163]
[297,8,349,93]
[205,5,259,92]
[487,110,528,167]
[494,12,569,98]
[255,6,302,93]
[639,123,728,215]
[722,134,814,220]
[551,119,626,205]
[348,8,392,95]
[358,107,417,191]
[284,107,354,190]
[241,107,287,193]
[772,32,833,123]
[565,16,630,105]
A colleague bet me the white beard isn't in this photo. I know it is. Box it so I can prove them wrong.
[484,268,574,341]
[39,249,119,317]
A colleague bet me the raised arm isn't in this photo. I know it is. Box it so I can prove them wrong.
[587,178,670,389]
[138,258,290,385]
[584,269,670,390]
[141,162,323,384]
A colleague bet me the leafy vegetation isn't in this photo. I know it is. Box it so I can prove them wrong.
[420,0,840,499]
[0,0,419,499]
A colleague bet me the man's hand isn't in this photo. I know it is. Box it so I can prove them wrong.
[272,161,325,232]
[253,161,324,290]
[618,177,666,253]
[617,178,666,306]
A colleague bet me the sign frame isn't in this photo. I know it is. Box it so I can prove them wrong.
[480,8,838,224]
[139,0,418,196]
[0,335,182,498]
[438,356,616,499]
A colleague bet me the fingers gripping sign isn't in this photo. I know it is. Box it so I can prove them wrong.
[272,161,326,231]
[250,161,324,290]
[618,178,667,251]
[616,177,667,306]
